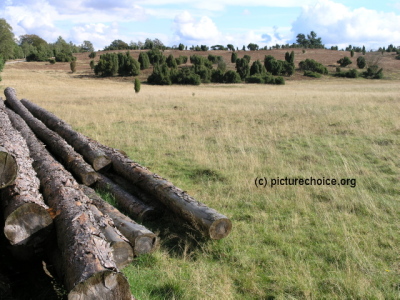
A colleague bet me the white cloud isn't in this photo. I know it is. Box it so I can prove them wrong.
[137,0,315,8]
[173,11,222,44]
[291,0,400,50]
[242,9,251,15]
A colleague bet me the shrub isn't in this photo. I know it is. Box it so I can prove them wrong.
[89,52,96,59]
[134,78,141,93]
[299,58,328,74]
[147,49,165,65]
[217,60,227,72]
[147,63,172,85]
[166,54,177,68]
[193,64,211,83]
[70,61,76,73]
[245,74,264,83]
[172,67,201,85]
[350,50,354,57]
[117,52,140,76]
[356,56,366,69]
[231,52,237,63]
[224,70,241,83]
[337,56,352,67]
[250,60,264,76]
[211,69,225,83]
[55,51,75,62]
[236,58,250,80]
[274,76,285,85]
[303,71,321,78]
[89,60,94,70]
[0,55,4,72]
[49,58,56,64]
[334,69,359,78]
[243,55,251,64]
[362,66,383,79]
[138,52,150,70]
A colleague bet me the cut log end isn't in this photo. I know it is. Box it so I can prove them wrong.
[134,235,158,255]
[0,149,18,189]
[81,171,99,186]
[93,156,112,172]
[4,203,53,245]
[68,270,131,300]
[209,218,232,240]
[112,241,134,270]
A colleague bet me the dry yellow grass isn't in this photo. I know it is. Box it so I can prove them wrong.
[1,65,399,299]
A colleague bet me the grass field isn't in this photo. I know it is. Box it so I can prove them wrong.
[1,59,400,299]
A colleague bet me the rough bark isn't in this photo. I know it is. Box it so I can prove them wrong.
[82,185,158,256]
[95,174,161,222]
[104,171,166,213]
[89,204,134,270]
[20,98,111,171]
[6,104,132,299]
[0,99,52,246]
[0,146,18,189]
[4,88,98,186]
[93,141,232,240]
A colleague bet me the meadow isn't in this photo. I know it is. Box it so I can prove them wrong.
[1,61,399,299]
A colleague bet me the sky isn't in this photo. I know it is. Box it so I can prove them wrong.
[1,0,400,51]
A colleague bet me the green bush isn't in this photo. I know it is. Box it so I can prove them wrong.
[0,55,4,72]
[147,63,171,85]
[89,52,96,59]
[117,52,140,76]
[171,67,201,85]
[236,58,250,80]
[138,52,150,70]
[362,66,383,79]
[55,51,75,62]
[334,69,359,78]
[49,58,56,64]
[245,74,264,83]
[337,56,352,67]
[356,56,366,69]
[303,71,321,78]
[224,70,241,83]
[166,54,177,68]
[134,78,141,93]
[274,76,285,85]
[89,60,95,70]
[231,52,238,63]
[299,58,328,74]
[147,49,165,65]
[211,69,225,83]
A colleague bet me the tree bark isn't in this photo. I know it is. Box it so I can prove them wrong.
[81,185,158,256]
[0,99,53,246]
[5,103,132,299]
[0,146,18,189]
[4,88,98,186]
[93,141,232,240]
[104,171,166,213]
[20,98,111,171]
[95,174,161,222]
[89,204,134,270]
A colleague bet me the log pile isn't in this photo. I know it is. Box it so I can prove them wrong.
[0,87,232,299]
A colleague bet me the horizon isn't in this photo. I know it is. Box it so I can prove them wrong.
[1,0,400,51]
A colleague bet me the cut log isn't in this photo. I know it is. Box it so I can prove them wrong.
[5,102,132,299]
[4,88,98,186]
[93,142,232,240]
[95,174,161,222]
[0,99,52,246]
[82,185,158,256]
[89,204,134,270]
[0,146,18,189]
[104,171,166,213]
[20,98,111,171]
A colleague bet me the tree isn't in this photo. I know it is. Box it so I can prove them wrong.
[296,31,323,48]
[134,78,141,93]
[356,56,366,69]
[80,40,94,52]
[178,43,185,51]
[138,52,150,70]
[89,51,96,59]
[350,49,354,57]
[250,60,265,76]
[0,19,16,60]
[247,43,259,51]
[337,56,352,67]
[227,44,235,51]
[104,39,129,50]
[19,34,47,48]
[166,54,177,68]
[235,58,250,80]
[231,52,237,63]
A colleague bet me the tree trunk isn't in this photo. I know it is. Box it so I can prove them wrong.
[104,171,166,213]
[81,185,158,256]
[20,98,111,171]
[89,204,134,270]
[93,142,232,240]
[95,174,161,222]
[4,88,98,186]
[5,103,132,299]
[0,99,53,246]
[0,146,18,189]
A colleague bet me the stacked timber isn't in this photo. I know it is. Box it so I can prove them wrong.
[0,99,52,247]
[1,86,232,299]
[19,98,232,240]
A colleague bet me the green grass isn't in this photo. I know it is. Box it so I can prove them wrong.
[2,66,400,299]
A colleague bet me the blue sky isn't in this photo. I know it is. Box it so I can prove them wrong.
[1,0,400,50]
